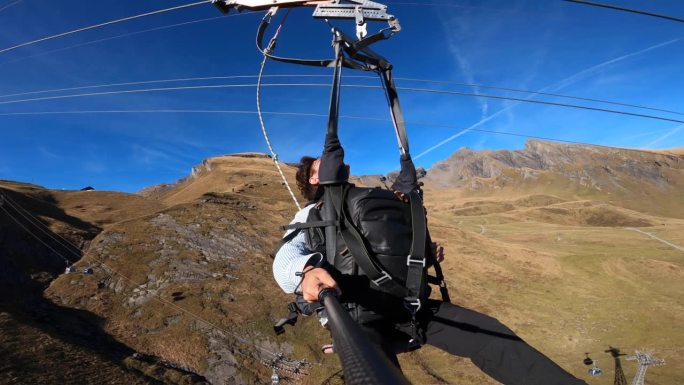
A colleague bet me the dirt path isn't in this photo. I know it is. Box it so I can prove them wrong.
[626,227,684,253]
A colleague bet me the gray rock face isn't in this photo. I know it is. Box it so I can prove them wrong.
[425,140,684,190]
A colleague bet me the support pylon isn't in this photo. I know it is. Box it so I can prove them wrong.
[625,351,665,385]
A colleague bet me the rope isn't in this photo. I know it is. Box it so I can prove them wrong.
[0,0,213,55]
[255,10,302,211]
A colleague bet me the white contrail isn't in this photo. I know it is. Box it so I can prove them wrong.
[645,123,684,148]
[439,14,489,120]
[415,38,682,160]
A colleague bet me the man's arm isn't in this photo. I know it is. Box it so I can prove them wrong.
[272,205,339,300]
[272,205,323,293]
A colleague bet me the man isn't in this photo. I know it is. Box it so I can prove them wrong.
[273,155,586,385]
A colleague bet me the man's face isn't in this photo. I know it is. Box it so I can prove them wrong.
[309,159,321,186]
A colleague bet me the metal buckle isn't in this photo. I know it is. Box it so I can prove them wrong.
[403,297,421,313]
[371,270,392,286]
[406,254,426,267]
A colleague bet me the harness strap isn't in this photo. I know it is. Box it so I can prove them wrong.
[379,68,409,156]
[273,301,300,335]
[432,260,451,303]
[257,14,370,71]
[256,12,336,68]
[281,220,335,231]
[270,226,303,259]
[404,190,426,302]
[323,187,339,266]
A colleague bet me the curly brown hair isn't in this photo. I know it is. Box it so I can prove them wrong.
[295,156,318,201]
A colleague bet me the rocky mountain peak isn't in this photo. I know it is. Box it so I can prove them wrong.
[425,140,684,190]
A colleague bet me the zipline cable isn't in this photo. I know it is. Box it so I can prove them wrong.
[0,203,71,265]
[0,0,213,55]
[3,74,681,117]
[1,82,683,125]
[0,14,239,67]
[0,192,83,255]
[255,9,302,211]
[0,108,677,159]
[564,0,684,23]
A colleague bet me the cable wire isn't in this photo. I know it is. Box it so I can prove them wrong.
[3,74,681,117]
[0,108,677,159]
[0,204,71,265]
[564,0,684,23]
[1,192,83,256]
[0,14,238,67]
[0,0,213,55]
[1,82,683,125]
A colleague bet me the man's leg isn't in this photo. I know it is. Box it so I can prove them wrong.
[401,300,586,385]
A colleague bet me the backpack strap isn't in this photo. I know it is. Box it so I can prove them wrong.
[270,226,303,259]
[280,220,335,231]
[271,218,335,259]
[431,260,451,303]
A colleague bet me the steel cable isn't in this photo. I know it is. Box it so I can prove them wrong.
[564,0,684,23]
[0,0,213,55]
[1,192,83,255]
[1,82,682,125]
[0,108,677,158]
[2,74,681,117]
[0,204,71,265]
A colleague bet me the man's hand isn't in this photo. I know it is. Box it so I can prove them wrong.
[301,266,340,302]
[431,242,445,263]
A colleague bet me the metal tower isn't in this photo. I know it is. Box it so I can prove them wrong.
[626,351,665,385]
[606,346,628,385]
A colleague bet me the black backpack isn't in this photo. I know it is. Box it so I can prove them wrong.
[274,183,449,332]
[305,184,430,303]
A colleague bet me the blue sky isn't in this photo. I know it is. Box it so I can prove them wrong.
[0,0,682,192]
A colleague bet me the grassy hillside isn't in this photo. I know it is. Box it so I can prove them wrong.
[3,145,683,384]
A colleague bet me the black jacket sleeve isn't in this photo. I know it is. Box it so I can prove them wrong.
[318,131,349,185]
[390,153,419,194]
